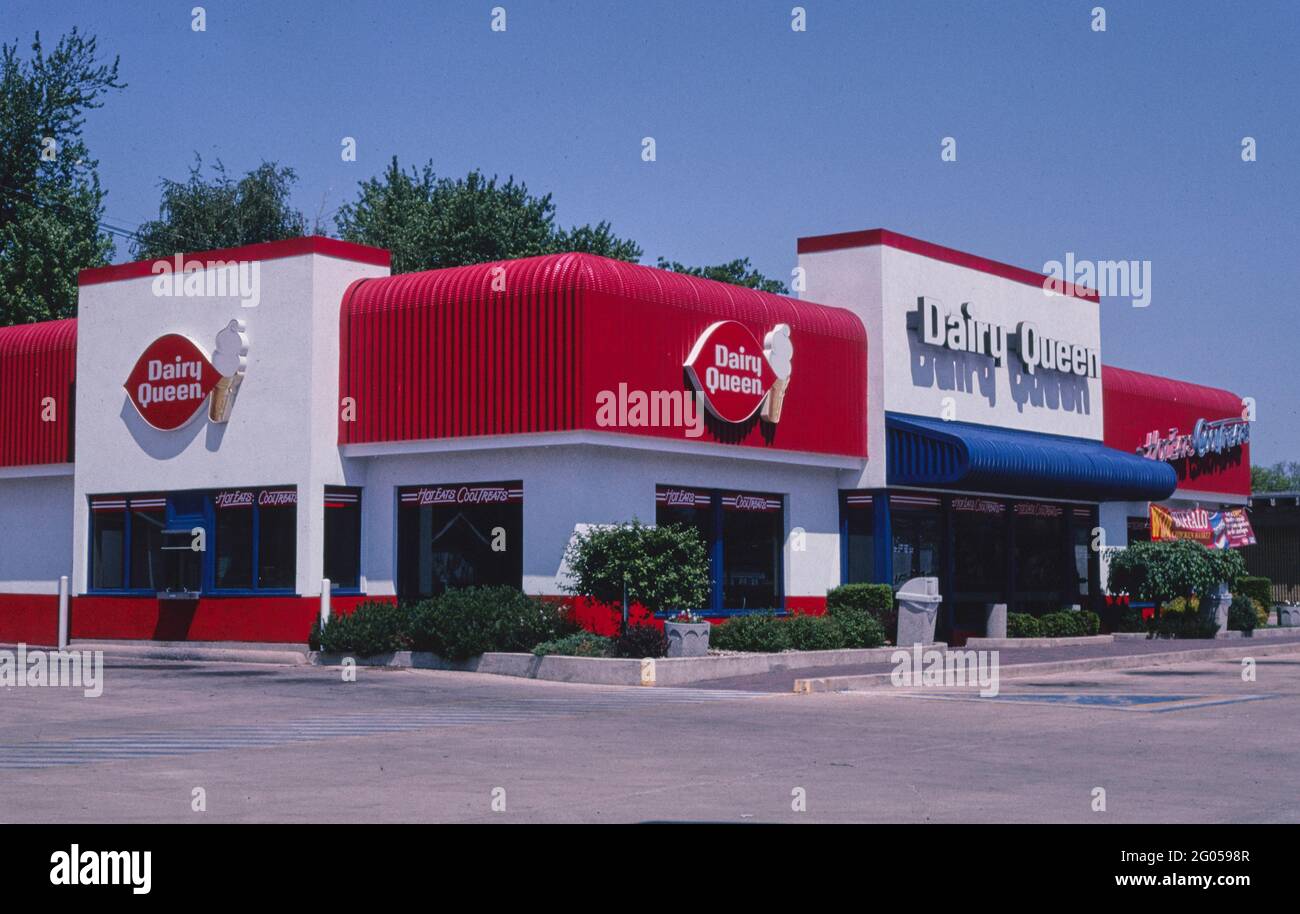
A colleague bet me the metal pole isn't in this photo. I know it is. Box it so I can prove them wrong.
[57,575,69,650]
[320,578,331,629]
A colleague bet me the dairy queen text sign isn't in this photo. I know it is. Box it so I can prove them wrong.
[123,323,247,431]
[683,321,792,424]
[123,334,220,431]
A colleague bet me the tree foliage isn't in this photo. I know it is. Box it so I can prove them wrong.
[132,158,306,260]
[655,256,788,294]
[0,29,123,324]
[562,520,711,613]
[335,157,642,274]
[1107,539,1246,603]
[1252,461,1300,494]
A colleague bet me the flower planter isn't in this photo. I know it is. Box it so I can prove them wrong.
[664,620,711,658]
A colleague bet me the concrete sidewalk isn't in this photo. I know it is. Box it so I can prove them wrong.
[692,631,1300,692]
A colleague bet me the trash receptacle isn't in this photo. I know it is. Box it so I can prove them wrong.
[896,577,942,646]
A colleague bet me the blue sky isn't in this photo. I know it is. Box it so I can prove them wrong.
[9,1,1299,462]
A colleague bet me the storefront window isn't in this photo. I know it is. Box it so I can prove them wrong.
[655,486,783,611]
[842,493,874,584]
[1013,501,1067,613]
[654,487,715,607]
[214,491,255,589]
[128,498,167,590]
[1073,507,1097,599]
[257,489,297,590]
[90,498,126,590]
[891,494,941,589]
[397,481,523,599]
[324,487,362,591]
[721,491,782,610]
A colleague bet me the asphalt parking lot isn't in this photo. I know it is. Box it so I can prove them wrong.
[1,652,1296,823]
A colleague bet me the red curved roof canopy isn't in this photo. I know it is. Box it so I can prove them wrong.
[339,252,868,457]
[0,318,77,467]
[1102,365,1249,498]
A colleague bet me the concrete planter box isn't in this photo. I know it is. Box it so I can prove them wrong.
[664,621,710,657]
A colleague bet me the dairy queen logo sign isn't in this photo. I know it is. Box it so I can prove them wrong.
[683,321,793,424]
[123,321,247,431]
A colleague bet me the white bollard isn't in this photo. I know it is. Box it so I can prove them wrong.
[57,575,69,650]
[320,578,331,630]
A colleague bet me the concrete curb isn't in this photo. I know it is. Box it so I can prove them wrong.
[965,635,1114,649]
[793,640,1300,693]
[311,644,949,686]
[1113,629,1300,642]
[69,640,310,666]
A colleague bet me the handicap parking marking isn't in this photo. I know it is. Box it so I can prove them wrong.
[891,692,1276,713]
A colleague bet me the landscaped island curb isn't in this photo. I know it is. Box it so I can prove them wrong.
[310,644,948,687]
[965,635,1114,649]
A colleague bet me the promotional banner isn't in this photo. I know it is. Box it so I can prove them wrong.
[1149,504,1256,549]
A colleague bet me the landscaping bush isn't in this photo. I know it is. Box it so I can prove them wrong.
[1007,613,1041,638]
[1228,595,1259,633]
[826,583,895,637]
[829,609,887,649]
[1236,575,1272,608]
[783,613,848,651]
[613,623,668,658]
[710,613,790,653]
[532,632,616,657]
[1079,610,1101,635]
[562,520,711,613]
[317,600,409,656]
[1107,539,1232,604]
[1115,606,1145,633]
[420,587,575,660]
[1038,612,1086,638]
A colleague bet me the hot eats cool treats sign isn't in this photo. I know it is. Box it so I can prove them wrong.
[123,322,247,431]
[683,321,793,424]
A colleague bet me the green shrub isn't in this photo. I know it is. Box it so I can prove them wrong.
[1153,605,1218,638]
[1107,539,1236,604]
[1228,595,1259,633]
[1007,613,1042,638]
[1079,610,1101,635]
[826,583,895,637]
[532,632,616,657]
[308,617,322,651]
[711,613,790,653]
[1038,612,1086,638]
[828,609,887,648]
[1237,576,1272,620]
[614,623,668,658]
[318,600,409,656]
[1115,606,1145,633]
[783,613,848,651]
[562,520,711,613]
[421,587,575,659]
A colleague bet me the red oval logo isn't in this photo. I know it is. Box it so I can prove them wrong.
[683,321,776,423]
[123,334,219,430]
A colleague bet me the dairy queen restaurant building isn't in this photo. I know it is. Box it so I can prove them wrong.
[0,229,1253,646]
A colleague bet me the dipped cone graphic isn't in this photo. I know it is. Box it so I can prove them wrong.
[209,319,247,423]
[761,323,792,423]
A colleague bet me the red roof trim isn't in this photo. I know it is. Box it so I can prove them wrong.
[1101,364,1243,414]
[78,236,390,287]
[796,228,1101,303]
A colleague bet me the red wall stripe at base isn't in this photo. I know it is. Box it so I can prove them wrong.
[0,593,60,646]
[2,593,830,646]
[68,595,383,644]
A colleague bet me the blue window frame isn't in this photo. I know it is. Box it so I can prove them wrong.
[654,485,784,614]
[87,487,298,596]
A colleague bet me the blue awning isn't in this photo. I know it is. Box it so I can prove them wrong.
[885,413,1177,502]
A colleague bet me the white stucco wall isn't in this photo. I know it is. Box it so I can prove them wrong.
[71,250,388,595]
[0,470,74,593]
[350,440,842,600]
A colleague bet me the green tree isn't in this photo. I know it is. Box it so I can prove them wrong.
[132,158,307,260]
[562,520,711,614]
[655,256,789,294]
[334,157,642,274]
[0,29,123,325]
[1252,461,1300,494]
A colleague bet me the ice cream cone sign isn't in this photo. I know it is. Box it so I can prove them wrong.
[761,323,792,423]
[209,319,248,423]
